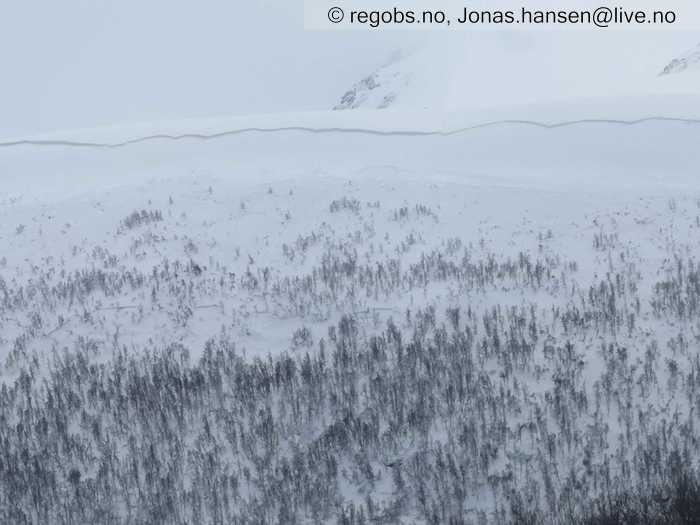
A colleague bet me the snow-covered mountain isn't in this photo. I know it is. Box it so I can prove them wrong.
[333,42,456,111]
[333,67,403,110]
[660,42,700,75]
[333,49,437,110]
[334,33,700,111]
[333,50,405,110]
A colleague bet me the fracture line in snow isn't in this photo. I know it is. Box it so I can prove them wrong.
[1,116,699,150]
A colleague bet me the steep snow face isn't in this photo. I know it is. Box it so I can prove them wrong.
[660,42,700,75]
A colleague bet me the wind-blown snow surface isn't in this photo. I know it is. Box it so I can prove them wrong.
[3,101,700,523]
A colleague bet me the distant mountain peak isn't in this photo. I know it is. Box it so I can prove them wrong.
[660,43,700,75]
[334,51,409,110]
[334,73,396,110]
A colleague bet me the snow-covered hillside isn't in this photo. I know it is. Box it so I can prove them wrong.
[4,5,700,521]
[4,93,700,523]
[333,33,700,112]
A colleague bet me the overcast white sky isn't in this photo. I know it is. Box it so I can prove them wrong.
[0,0,420,138]
[1,1,697,139]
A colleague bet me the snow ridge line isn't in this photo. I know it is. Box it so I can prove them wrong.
[1,116,699,149]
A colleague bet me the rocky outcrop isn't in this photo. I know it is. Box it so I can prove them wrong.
[660,43,700,75]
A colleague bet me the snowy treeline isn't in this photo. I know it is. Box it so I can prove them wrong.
[2,181,700,524]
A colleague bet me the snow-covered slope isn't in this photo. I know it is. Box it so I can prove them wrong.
[4,92,700,523]
[4,95,700,203]
[8,2,700,520]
